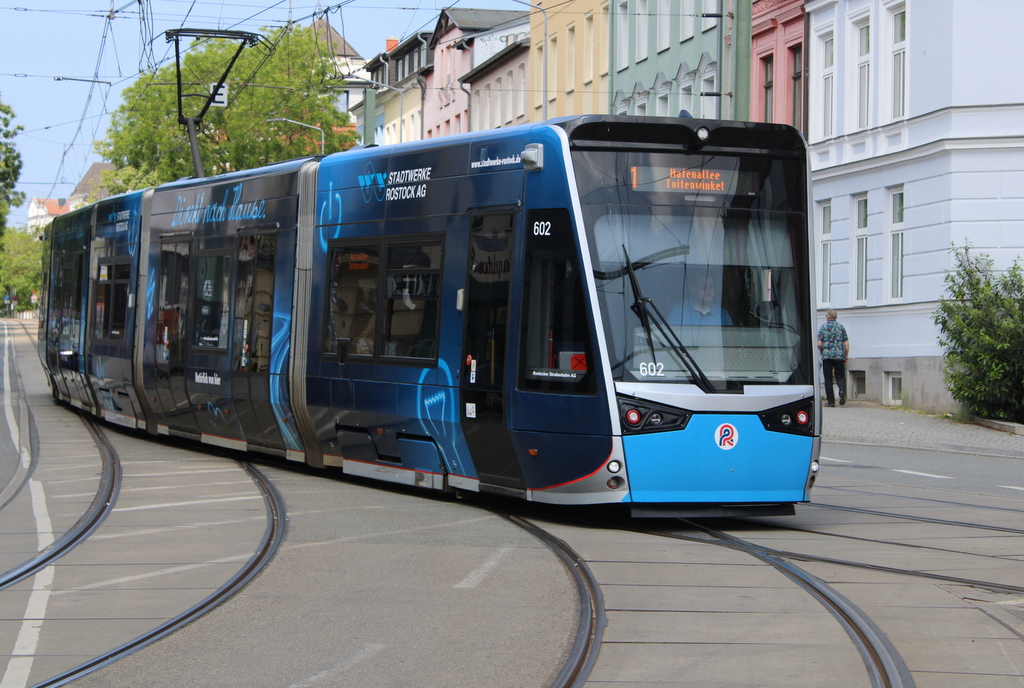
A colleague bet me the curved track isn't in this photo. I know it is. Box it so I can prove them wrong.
[491,509,605,688]
[0,413,121,591]
[35,454,286,687]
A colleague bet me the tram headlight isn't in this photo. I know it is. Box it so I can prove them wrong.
[607,460,622,474]
[618,397,691,435]
[696,126,711,141]
[811,460,820,473]
[758,399,815,437]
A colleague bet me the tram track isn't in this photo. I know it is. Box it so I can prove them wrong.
[0,412,120,591]
[490,509,605,688]
[35,454,286,688]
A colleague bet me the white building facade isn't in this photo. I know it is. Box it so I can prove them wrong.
[806,0,1024,412]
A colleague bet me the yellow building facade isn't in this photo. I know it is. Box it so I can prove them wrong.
[529,0,612,120]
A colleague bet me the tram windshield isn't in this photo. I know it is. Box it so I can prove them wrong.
[573,149,812,389]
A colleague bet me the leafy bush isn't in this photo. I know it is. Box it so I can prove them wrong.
[934,245,1024,422]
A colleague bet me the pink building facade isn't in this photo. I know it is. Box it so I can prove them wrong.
[422,8,528,139]
[751,0,806,131]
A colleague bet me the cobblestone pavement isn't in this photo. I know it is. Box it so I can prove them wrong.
[821,400,1024,458]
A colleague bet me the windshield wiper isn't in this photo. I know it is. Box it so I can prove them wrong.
[622,246,716,394]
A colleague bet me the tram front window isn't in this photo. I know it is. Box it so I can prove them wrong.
[573,149,812,388]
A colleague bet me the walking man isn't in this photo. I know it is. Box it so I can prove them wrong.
[817,309,849,407]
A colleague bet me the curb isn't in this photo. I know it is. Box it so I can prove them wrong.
[973,417,1024,436]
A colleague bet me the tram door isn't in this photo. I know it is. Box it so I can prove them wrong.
[153,240,194,433]
[231,233,283,449]
[460,213,525,491]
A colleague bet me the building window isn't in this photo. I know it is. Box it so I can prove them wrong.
[856,236,868,301]
[822,35,834,138]
[549,33,559,99]
[584,13,595,82]
[495,79,503,128]
[567,24,576,90]
[616,0,629,71]
[855,194,868,302]
[679,82,693,116]
[656,86,669,116]
[657,0,670,51]
[681,0,695,42]
[820,202,832,303]
[762,55,774,122]
[701,71,717,118]
[791,44,803,129]
[635,0,648,62]
[857,22,871,129]
[891,8,907,120]
[889,188,905,299]
[518,63,527,116]
[505,70,514,123]
[702,0,719,32]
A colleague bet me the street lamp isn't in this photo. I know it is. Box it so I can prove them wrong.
[340,75,405,143]
[266,117,325,154]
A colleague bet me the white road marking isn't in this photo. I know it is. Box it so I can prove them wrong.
[287,645,388,688]
[2,324,20,455]
[819,456,851,463]
[455,547,513,589]
[113,494,263,512]
[998,485,1024,492]
[891,469,954,479]
[1,480,56,688]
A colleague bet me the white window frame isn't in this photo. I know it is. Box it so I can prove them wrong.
[616,0,630,71]
[680,0,695,42]
[821,33,835,139]
[854,18,871,130]
[889,5,907,120]
[584,13,595,83]
[889,187,905,300]
[700,69,717,118]
[855,194,869,302]
[820,201,833,304]
[657,0,670,52]
[567,24,576,92]
[702,0,719,33]
[656,84,670,116]
[636,0,649,63]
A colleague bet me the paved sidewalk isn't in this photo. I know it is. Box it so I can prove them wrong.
[821,400,1024,458]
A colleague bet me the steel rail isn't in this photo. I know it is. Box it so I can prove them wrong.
[662,521,917,688]
[0,412,121,591]
[489,509,605,688]
[33,460,286,688]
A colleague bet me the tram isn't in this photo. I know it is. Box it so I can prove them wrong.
[40,115,820,517]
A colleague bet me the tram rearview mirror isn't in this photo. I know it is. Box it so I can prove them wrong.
[336,338,350,364]
[522,144,544,171]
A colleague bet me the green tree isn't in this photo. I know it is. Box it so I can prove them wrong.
[0,96,25,237]
[0,225,44,312]
[934,245,1024,422]
[97,24,356,192]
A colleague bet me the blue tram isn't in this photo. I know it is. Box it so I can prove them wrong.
[41,116,821,517]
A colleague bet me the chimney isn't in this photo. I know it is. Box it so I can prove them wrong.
[386,36,399,52]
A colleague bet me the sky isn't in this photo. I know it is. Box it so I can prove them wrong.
[1,0,520,228]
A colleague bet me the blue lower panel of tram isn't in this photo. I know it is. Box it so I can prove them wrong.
[623,414,811,503]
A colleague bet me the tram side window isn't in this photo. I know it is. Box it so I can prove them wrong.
[56,253,85,352]
[194,254,231,348]
[382,242,441,359]
[325,245,379,357]
[520,209,595,393]
[94,261,131,341]
[157,242,190,362]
